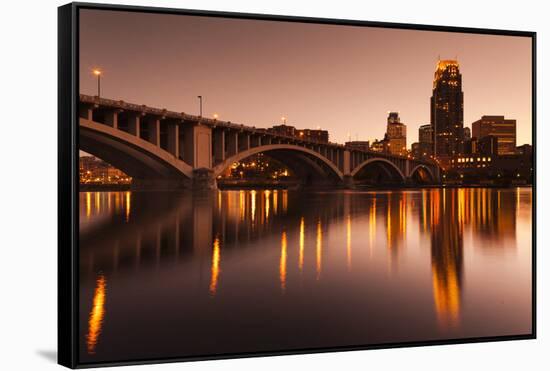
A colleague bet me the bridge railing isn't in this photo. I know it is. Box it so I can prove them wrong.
[80,94,346,149]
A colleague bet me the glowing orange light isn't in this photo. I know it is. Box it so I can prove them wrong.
[209,237,221,296]
[86,274,106,354]
[299,217,305,271]
[280,231,287,293]
[346,215,352,271]
[316,220,322,280]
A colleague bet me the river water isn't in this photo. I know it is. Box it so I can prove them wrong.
[78,187,532,364]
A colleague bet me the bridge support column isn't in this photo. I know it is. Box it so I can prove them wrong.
[343,150,351,176]
[127,113,140,137]
[79,104,93,120]
[104,110,118,129]
[167,123,179,157]
[183,125,212,168]
[238,133,250,152]
[213,129,225,164]
[226,131,238,157]
[252,135,261,147]
[146,118,160,146]
[343,175,355,189]
[405,159,410,178]
[192,168,217,190]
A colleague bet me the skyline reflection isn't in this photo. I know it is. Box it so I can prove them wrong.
[78,187,532,362]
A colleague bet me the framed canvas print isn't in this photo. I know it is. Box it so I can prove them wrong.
[58,2,536,368]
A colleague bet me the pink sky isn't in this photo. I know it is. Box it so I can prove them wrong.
[79,9,532,146]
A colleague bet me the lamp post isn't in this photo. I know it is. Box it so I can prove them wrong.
[197,95,203,117]
[93,69,102,97]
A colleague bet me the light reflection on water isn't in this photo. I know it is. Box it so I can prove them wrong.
[78,188,532,363]
[86,274,106,355]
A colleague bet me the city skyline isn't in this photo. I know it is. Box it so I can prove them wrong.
[79,10,532,147]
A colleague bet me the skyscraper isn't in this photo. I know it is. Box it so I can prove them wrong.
[386,112,407,156]
[431,59,464,159]
[418,123,434,157]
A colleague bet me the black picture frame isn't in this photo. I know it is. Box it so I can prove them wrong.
[58,2,537,368]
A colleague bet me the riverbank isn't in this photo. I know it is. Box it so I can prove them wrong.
[78,182,533,192]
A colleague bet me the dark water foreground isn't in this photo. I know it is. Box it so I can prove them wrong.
[78,188,532,364]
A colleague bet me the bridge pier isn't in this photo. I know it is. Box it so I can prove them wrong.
[183,124,212,168]
[343,175,355,189]
[192,168,217,190]
[167,122,179,157]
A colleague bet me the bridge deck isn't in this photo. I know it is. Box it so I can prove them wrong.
[79,94,434,167]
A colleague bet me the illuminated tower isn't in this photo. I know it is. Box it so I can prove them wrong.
[431,59,464,159]
[386,112,407,156]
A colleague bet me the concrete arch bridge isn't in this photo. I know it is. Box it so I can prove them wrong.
[79,95,440,190]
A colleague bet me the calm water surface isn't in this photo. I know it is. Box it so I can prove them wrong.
[78,188,532,363]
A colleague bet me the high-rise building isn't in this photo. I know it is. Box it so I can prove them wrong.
[464,127,471,140]
[472,115,516,155]
[388,111,400,124]
[411,142,421,158]
[297,128,329,143]
[267,124,329,143]
[477,135,499,157]
[370,138,388,153]
[386,112,407,156]
[418,124,434,157]
[431,59,464,158]
[345,141,370,151]
[464,137,478,155]
[267,124,296,137]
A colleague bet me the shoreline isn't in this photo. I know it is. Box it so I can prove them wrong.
[79,183,533,192]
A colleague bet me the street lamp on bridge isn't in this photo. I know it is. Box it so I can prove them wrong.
[197,95,203,117]
[92,69,102,98]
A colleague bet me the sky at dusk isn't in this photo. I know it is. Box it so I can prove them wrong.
[79,9,532,146]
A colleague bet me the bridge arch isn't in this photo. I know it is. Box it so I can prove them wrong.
[213,144,344,182]
[80,118,194,182]
[409,164,436,183]
[351,157,406,182]
[351,157,407,185]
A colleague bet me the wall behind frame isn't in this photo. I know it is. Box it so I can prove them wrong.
[0,0,546,370]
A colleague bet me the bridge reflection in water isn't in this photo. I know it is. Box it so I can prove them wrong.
[78,188,532,363]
